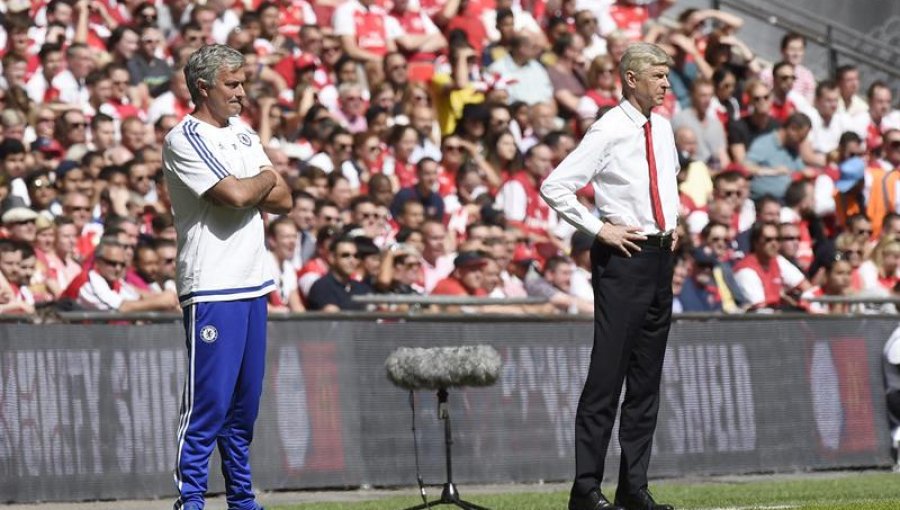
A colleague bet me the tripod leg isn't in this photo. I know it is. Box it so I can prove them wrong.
[402,501,449,510]
[456,499,492,510]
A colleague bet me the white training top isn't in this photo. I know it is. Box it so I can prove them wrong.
[162,114,276,306]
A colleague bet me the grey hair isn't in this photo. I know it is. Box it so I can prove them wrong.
[184,44,245,105]
[619,42,673,84]
[94,236,124,260]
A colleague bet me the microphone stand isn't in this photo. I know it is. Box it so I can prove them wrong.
[403,388,491,510]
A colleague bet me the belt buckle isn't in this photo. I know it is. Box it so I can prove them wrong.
[656,233,672,249]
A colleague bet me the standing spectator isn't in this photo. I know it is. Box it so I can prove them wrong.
[734,221,811,311]
[307,236,373,311]
[835,64,868,118]
[672,77,730,169]
[488,36,554,106]
[744,113,812,200]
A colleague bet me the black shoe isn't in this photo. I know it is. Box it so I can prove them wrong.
[569,489,625,510]
[615,488,674,510]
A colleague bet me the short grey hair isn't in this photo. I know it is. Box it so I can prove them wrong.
[94,236,124,260]
[619,42,673,84]
[184,44,245,105]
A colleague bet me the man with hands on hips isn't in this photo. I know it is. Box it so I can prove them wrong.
[541,42,679,510]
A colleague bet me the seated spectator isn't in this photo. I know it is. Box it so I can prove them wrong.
[678,250,725,313]
[0,240,35,314]
[744,113,813,200]
[858,235,900,295]
[391,158,445,220]
[802,80,851,163]
[557,229,587,296]
[524,255,592,314]
[672,77,730,169]
[768,61,812,124]
[266,217,305,313]
[298,225,341,298]
[488,35,554,105]
[833,231,866,291]
[153,239,178,292]
[355,236,382,288]
[802,256,860,314]
[576,55,620,127]
[727,80,779,164]
[1,198,38,243]
[62,238,178,312]
[675,125,714,209]
[421,219,455,293]
[734,221,811,311]
[375,242,423,295]
[432,250,489,296]
[0,138,28,204]
[133,243,161,290]
[307,236,374,312]
[25,170,57,217]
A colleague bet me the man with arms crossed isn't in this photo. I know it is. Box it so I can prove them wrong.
[541,42,678,510]
[163,44,291,510]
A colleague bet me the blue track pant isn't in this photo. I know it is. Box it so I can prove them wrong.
[173,296,267,510]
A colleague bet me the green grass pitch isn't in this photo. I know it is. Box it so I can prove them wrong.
[271,471,900,510]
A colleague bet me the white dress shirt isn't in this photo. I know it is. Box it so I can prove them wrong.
[540,99,680,237]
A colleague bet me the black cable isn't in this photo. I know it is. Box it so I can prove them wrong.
[409,390,428,506]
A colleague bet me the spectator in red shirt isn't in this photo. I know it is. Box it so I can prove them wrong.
[432,250,489,296]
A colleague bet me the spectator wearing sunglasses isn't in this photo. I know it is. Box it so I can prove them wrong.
[307,236,373,311]
[734,221,811,311]
[62,237,178,311]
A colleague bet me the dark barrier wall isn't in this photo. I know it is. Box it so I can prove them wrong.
[0,317,897,503]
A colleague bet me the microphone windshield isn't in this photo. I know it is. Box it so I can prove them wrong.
[385,345,502,391]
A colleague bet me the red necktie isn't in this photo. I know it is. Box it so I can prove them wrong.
[643,120,666,232]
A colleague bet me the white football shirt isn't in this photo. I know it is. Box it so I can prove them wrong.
[162,114,276,306]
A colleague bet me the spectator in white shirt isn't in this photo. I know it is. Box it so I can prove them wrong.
[266,217,305,312]
[65,238,178,312]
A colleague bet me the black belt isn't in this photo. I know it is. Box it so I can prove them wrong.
[636,233,673,249]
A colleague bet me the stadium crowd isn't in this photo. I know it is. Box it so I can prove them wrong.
[0,0,898,316]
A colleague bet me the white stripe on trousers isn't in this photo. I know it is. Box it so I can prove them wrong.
[173,304,196,507]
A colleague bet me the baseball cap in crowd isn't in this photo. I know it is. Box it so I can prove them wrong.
[570,231,595,255]
[512,243,537,264]
[55,160,81,180]
[31,137,64,157]
[0,196,38,225]
[835,156,865,193]
[454,250,489,269]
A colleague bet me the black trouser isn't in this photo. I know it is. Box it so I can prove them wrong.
[572,241,674,498]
